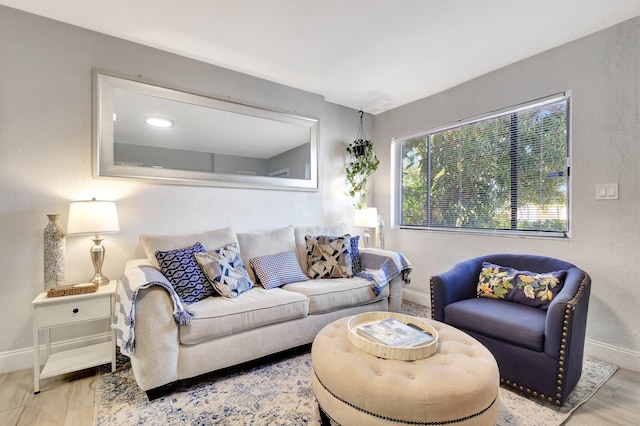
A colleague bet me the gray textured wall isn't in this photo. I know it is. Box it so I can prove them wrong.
[0,5,368,369]
[374,16,640,368]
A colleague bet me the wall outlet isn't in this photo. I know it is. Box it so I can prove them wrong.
[595,183,618,200]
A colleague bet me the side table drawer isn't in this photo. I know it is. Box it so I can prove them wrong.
[35,296,110,327]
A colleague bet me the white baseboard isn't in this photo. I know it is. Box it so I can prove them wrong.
[3,322,638,376]
[402,288,430,307]
[400,291,640,374]
[0,333,112,375]
[585,338,640,373]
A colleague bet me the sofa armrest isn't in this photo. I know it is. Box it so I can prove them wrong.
[122,264,181,392]
[387,275,404,312]
[430,258,484,321]
[359,248,411,313]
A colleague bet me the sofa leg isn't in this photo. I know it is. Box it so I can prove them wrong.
[145,382,177,400]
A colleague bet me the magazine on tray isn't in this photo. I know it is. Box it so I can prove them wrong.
[357,317,435,347]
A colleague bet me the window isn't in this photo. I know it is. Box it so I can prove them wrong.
[395,94,569,237]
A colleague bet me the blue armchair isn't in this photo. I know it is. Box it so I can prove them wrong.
[430,254,591,406]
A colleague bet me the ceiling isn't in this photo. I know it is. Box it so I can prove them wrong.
[3,0,640,114]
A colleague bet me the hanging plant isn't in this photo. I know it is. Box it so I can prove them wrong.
[346,112,379,210]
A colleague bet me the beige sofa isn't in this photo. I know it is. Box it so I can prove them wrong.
[116,224,409,399]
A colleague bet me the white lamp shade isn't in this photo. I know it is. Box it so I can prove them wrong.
[67,199,120,235]
[354,207,378,228]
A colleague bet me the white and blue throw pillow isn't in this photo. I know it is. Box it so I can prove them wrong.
[249,250,308,289]
[194,243,254,298]
[155,242,215,304]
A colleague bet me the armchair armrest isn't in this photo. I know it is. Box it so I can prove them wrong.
[544,268,591,360]
[430,258,484,321]
[543,267,591,399]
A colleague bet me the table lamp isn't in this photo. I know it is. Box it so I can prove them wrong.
[354,207,378,248]
[66,198,120,285]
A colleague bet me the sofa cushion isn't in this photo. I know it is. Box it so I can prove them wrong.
[179,287,309,345]
[305,234,353,279]
[250,250,308,289]
[282,276,389,315]
[294,224,347,275]
[140,226,238,268]
[155,242,215,305]
[478,262,566,309]
[237,226,296,283]
[194,243,254,298]
[444,298,546,351]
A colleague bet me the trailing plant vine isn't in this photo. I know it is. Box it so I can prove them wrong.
[346,113,379,209]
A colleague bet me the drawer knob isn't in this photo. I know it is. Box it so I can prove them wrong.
[72,308,79,314]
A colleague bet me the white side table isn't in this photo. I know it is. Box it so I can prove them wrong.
[32,281,117,393]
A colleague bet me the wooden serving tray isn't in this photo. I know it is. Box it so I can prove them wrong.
[46,282,99,297]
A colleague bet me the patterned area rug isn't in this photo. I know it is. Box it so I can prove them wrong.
[94,303,618,425]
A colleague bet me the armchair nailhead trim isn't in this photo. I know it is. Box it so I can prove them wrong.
[499,273,590,406]
[429,277,435,319]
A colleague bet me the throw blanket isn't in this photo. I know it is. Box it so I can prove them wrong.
[113,265,193,357]
[356,248,412,295]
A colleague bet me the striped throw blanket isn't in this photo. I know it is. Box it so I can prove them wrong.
[113,264,193,357]
[356,248,413,295]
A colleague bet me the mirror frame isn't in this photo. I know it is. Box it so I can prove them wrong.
[93,70,319,191]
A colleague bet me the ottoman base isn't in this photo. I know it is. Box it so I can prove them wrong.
[313,369,499,426]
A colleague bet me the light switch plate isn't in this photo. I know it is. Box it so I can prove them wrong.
[596,183,618,200]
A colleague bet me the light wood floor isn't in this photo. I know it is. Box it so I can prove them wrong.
[0,364,638,425]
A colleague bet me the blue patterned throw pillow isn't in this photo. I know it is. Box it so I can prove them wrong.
[194,243,254,298]
[155,242,215,304]
[350,235,361,274]
[250,250,308,289]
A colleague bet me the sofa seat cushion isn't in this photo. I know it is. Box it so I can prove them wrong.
[444,298,546,352]
[179,287,309,345]
[282,277,388,315]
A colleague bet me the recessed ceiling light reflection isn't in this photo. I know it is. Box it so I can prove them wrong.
[144,116,174,128]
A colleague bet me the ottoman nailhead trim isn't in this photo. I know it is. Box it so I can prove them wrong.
[314,368,498,425]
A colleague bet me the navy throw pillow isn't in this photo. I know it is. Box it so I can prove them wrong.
[155,242,215,304]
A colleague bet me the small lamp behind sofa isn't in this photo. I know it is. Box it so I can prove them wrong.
[354,207,378,248]
[430,253,591,406]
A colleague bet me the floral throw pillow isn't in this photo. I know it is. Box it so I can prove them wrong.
[194,243,254,298]
[477,262,566,310]
[305,234,353,279]
[155,242,214,305]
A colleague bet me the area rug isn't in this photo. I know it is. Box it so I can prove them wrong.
[94,304,618,425]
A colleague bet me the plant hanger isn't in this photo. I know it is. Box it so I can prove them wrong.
[345,110,379,209]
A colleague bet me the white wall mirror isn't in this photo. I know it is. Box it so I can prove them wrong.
[94,71,319,190]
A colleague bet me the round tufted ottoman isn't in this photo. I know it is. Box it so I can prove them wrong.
[311,316,500,425]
